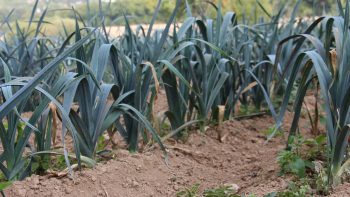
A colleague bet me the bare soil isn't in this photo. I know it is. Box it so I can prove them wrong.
[6,114,288,197]
[4,92,350,197]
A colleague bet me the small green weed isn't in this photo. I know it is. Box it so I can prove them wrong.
[176,183,200,197]
[277,150,307,178]
[203,185,239,197]
[272,180,311,197]
[277,134,329,195]
[177,184,241,197]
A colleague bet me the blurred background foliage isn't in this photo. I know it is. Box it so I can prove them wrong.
[0,0,342,36]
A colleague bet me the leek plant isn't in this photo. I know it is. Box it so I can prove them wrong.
[0,2,62,111]
[0,2,97,178]
[155,1,279,133]
[107,0,185,151]
[275,0,350,186]
[183,2,276,122]
[0,52,92,180]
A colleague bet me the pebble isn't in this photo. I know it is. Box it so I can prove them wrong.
[169,177,176,182]
[122,182,128,188]
[173,185,179,191]
[131,180,139,188]
[267,167,275,172]
[65,187,73,194]
[91,176,97,182]
[136,165,142,171]
[270,181,277,187]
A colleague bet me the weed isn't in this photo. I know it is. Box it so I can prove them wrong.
[203,185,239,197]
[176,183,200,197]
[277,150,307,178]
[277,133,330,194]
[177,184,241,197]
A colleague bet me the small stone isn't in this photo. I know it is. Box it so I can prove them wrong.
[224,183,239,193]
[126,178,132,184]
[65,187,73,194]
[271,181,278,187]
[267,167,275,173]
[169,177,176,182]
[132,180,139,187]
[91,176,97,182]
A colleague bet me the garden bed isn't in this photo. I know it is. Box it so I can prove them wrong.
[5,111,347,196]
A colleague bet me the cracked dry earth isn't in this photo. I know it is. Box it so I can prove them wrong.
[4,113,350,197]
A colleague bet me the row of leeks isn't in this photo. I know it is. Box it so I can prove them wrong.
[1,0,350,190]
